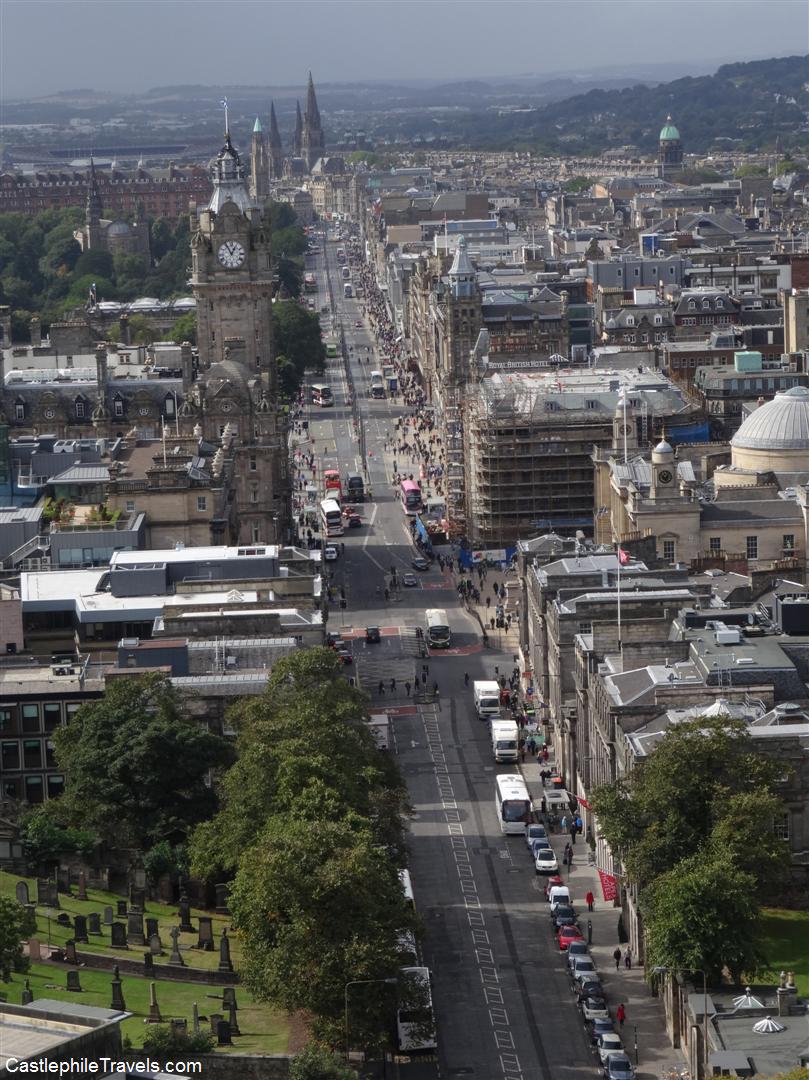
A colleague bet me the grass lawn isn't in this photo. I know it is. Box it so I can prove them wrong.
[759,907,809,995]
[0,870,243,971]
[0,963,289,1053]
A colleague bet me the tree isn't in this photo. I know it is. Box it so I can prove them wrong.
[20,807,96,864]
[708,791,789,895]
[290,1043,358,1080]
[0,897,35,981]
[52,673,234,850]
[127,313,158,345]
[563,176,592,194]
[142,1024,215,1056]
[275,255,303,298]
[169,311,197,345]
[591,716,783,888]
[734,164,769,178]
[73,249,114,280]
[643,854,761,983]
[272,302,325,396]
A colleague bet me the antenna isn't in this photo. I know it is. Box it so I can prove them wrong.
[220,97,229,137]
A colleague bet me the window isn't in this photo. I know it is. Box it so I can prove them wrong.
[654,314,663,326]
[196,496,207,512]
[625,316,635,327]
[21,704,39,733]
[14,403,24,421]
[125,500,135,513]
[716,299,724,309]
[47,774,65,799]
[25,776,44,804]
[23,740,41,768]
[783,534,795,553]
[43,703,61,733]
[250,486,259,503]
[746,535,758,560]
[641,334,649,343]
[45,740,57,768]
[773,812,790,841]
[251,523,261,543]
[249,455,257,471]
[662,539,676,562]
[688,301,697,311]
[1,741,19,770]
[113,398,124,418]
[682,317,696,326]
[0,709,10,732]
[625,334,635,343]
[702,299,711,310]
[709,537,721,554]
[165,395,175,417]
[586,400,597,410]
[75,399,85,419]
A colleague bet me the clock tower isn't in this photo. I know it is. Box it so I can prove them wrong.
[650,437,676,500]
[188,129,288,545]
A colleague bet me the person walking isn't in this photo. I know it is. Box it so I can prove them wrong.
[433,681,439,698]
[585,890,594,912]
[378,681,385,696]
[464,672,470,687]
[560,815,569,833]
[624,947,632,970]
[616,1003,626,1029]
[390,678,396,692]
[613,947,622,971]
[405,681,411,697]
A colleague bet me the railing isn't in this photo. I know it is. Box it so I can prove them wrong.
[3,533,50,569]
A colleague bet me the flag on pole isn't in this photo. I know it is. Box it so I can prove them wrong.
[618,547,630,566]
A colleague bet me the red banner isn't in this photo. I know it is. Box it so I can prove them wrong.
[598,869,618,902]
[577,797,592,810]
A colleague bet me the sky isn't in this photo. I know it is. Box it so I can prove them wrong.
[0,0,806,99]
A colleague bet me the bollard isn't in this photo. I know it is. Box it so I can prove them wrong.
[587,919,593,945]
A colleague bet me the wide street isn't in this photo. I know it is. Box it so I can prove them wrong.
[299,234,600,1080]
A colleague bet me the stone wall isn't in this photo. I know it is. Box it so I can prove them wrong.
[127,1051,290,1079]
[67,949,239,985]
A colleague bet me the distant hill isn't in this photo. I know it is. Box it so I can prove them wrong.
[445,55,809,154]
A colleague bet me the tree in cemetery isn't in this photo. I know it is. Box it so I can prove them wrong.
[289,1043,358,1080]
[591,716,785,888]
[0,897,35,981]
[51,673,234,850]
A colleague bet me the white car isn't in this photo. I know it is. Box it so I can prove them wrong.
[534,847,559,875]
[324,545,338,561]
[570,956,597,983]
[581,997,610,1021]
[525,823,547,849]
[597,1033,625,1066]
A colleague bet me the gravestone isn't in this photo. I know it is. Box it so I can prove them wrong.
[47,882,60,908]
[149,934,163,956]
[73,915,88,944]
[177,893,194,933]
[127,911,145,946]
[214,883,230,915]
[171,1019,188,1038]
[221,987,237,1009]
[110,965,126,1012]
[28,939,41,962]
[147,982,162,1023]
[103,906,114,925]
[76,871,87,901]
[36,878,49,906]
[209,1013,223,1035]
[192,1002,200,1034]
[64,939,78,964]
[218,928,234,974]
[130,887,146,913]
[197,916,214,952]
[216,1019,232,1046]
[87,912,101,935]
[116,900,127,917]
[143,952,154,976]
[110,923,128,949]
[145,917,159,940]
[21,979,33,1005]
[56,913,71,927]
[66,970,81,992]
[228,1001,240,1037]
[167,926,184,967]
[56,867,71,895]
[15,881,29,906]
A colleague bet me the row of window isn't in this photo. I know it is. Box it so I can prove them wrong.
[13,396,177,422]
[2,775,64,803]
[619,333,668,344]
[0,701,82,735]
[661,536,796,563]
[2,738,57,770]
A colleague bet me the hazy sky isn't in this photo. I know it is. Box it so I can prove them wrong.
[1,0,806,98]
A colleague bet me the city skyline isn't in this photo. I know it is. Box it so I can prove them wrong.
[0,0,806,99]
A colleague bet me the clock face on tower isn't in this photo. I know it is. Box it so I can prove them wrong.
[658,469,674,485]
[217,241,246,269]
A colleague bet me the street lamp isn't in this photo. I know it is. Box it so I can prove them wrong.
[653,965,710,1074]
[344,977,397,1063]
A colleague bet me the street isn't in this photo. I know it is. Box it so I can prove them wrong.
[298,233,600,1080]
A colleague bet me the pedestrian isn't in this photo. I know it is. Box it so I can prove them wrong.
[540,796,547,815]
[527,736,536,755]
[585,890,594,912]
[564,841,572,861]
[464,672,470,687]
[560,815,568,833]
[405,681,411,697]
[490,616,496,630]
[390,678,396,692]
[378,681,385,696]
[616,1003,626,1029]
[432,680,439,696]
[613,947,622,971]
[624,947,632,970]
[570,823,577,845]
[519,745,526,764]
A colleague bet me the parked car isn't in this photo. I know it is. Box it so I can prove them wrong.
[347,515,362,528]
[575,979,604,1004]
[551,904,577,928]
[411,556,429,571]
[557,926,584,951]
[569,956,597,983]
[534,847,559,875]
[544,875,564,900]
[324,545,338,561]
[566,941,590,972]
[604,1053,635,1079]
[329,638,347,652]
[587,1017,615,1046]
[530,838,552,858]
[596,1033,625,1067]
[336,648,353,665]
[365,626,381,643]
[548,886,571,911]
[354,319,363,328]
[525,823,547,849]
[581,996,610,1021]
[402,572,418,587]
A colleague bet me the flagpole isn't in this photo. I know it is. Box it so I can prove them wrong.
[617,552,623,660]
[622,388,628,464]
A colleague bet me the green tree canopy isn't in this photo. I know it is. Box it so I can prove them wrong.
[563,176,593,194]
[289,1043,358,1080]
[51,673,234,850]
[169,311,197,345]
[0,897,35,981]
[272,302,325,397]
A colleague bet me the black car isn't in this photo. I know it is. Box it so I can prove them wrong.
[551,904,577,927]
[576,980,604,1005]
[365,626,381,643]
[411,557,429,571]
[587,1017,615,1046]
[336,648,353,665]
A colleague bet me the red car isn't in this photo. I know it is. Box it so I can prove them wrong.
[557,925,584,951]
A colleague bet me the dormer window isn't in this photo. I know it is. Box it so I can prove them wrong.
[164,394,175,417]
[625,316,635,327]
[113,397,124,418]
[702,298,711,310]
[688,300,696,311]
[654,314,663,325]
[14,401,24,421]
[716,299,724,309]
[75,398,86,419]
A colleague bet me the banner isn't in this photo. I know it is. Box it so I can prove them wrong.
[598,869,618,902]
[577,797,592,810]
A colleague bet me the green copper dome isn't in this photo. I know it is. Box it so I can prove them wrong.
[659,116,680,142]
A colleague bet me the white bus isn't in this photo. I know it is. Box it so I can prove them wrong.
[398,868,415,911]
[310,383,333,407]
[425,608,451,649]
[396,966,437,1052]
[495,774,532,835]
[320,498,344,537]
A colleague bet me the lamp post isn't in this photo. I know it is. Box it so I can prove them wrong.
[344,977,397,1063]
[653,965,709,1075]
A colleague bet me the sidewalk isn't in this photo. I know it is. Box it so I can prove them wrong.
[520,749,685,1079]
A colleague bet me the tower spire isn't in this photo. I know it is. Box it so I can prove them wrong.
[301,73,325,172]
[85,158,103,249]
[268,102,283,179]
[293,101,303,157]
[305,71,321,130]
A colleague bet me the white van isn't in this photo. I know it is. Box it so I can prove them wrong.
[548,885,571,909]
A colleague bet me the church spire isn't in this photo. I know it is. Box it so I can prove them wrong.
[85,158,103,249]
[305,71,321,130]
[301,72,325,172]
[268,102,283,179]
[293,100,303,157]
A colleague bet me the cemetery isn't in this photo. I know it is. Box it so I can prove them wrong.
[0,870,291,1053]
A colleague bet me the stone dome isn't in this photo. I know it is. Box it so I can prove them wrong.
[659,116,680,142]
[652,438,674,464]
[731,386,809,451]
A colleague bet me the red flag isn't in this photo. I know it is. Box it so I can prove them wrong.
[618,548,630,566]
[598,869,618,902]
